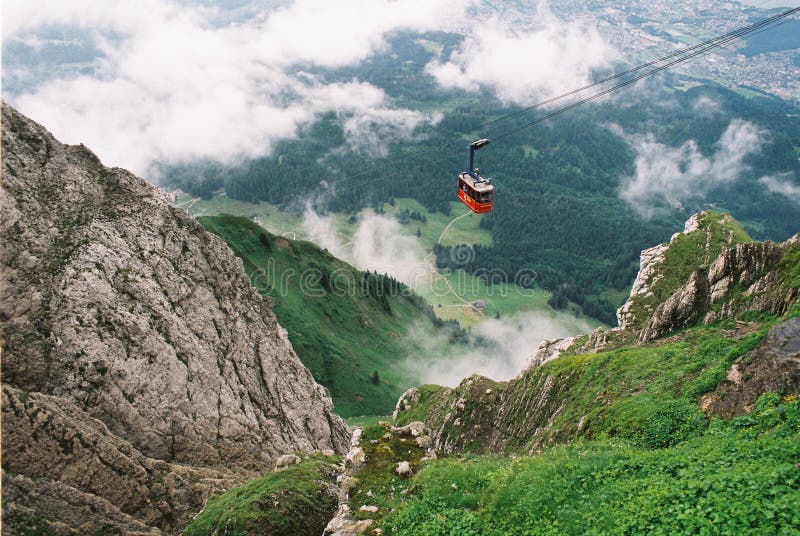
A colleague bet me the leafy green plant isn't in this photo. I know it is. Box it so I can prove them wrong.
[383,398,800,535]
[640,399,706,448]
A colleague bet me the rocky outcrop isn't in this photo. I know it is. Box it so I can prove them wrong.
[616,212,710,330]
[524,336,577,370]
[700,317,800,418]
[324,428,371,536]
[640,238,796,341]
[2,472,160,536]
[639,268,711,341]
[1,103,349,533]
[618,212,746,330]
[2,384,238,532]
[616,243,670,329]
[523,213,798,368]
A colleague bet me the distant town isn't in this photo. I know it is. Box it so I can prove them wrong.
[492,0,800,101]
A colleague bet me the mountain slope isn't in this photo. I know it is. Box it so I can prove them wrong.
[198,213,462,417]
[394,213,799,454]
[0,103,349,533]
[173,217,800,535]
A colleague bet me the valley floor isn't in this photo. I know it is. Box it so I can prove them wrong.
[174,193,600,329]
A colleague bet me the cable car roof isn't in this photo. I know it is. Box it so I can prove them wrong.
[459,172,494,192]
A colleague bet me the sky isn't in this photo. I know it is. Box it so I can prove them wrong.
[1,0,616,177]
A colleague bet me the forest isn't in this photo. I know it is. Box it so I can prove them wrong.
[165,32,800,324]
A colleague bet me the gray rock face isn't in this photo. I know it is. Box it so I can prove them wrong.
[639,268,711,342]
[616,243,669,329]
[3,471,160,536]
[701,317,800,418]
[2,384,238,533]
[524,336,577,371]
[1,103,349,532]
[521,213,797,374]
[640,239,797,341]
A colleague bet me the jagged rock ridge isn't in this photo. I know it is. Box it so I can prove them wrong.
[0,103,349,534]
[529,211,798,367]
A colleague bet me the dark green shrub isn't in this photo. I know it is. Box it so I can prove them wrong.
[640,399,707,448]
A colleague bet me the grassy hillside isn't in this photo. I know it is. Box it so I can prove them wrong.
[353,311,800,534]
[182,194,560,328]
[380,395,800,535]
[188,227,799,535]
[394,224,799,453]
[185,315,800,535]
[199,214,461,417]
[394,319,776,453]
[184,455,340,536]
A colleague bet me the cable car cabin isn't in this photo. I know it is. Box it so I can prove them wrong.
[458,173,494,213]
[458,137,494,213]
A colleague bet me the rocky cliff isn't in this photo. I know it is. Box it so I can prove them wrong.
[529,211,798,367]
[0,103,350,534]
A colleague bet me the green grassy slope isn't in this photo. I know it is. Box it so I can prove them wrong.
[187,318,800,535]
[199,214,460,417]
[187,227,800,535]
[381,395,800,535]
[395,319,774,454]
[184,455,340,536]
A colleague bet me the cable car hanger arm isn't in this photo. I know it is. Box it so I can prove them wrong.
[467,138,491,181]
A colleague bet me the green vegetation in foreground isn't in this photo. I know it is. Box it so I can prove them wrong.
[348,423,431,524]
[183,455,340,536]
[394,315,779,455]
[199,214,462,417]
[380,394,800,535]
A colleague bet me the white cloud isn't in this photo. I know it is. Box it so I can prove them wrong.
[426,3,616,105]
[342,108,442,157]
[301,204,345,254]
[2,0,467,175]
[405,310,594,386]
[692,95,722,117]
[298,80,443,156]
[252,0,465,68]
[299,204,595,386]
[350,213,430,286]
[301,208,430,287]
[2,0,175,39]
[760,173,800,204]
[617,119,766,218]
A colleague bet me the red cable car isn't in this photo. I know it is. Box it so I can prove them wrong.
[458,138,494,214]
